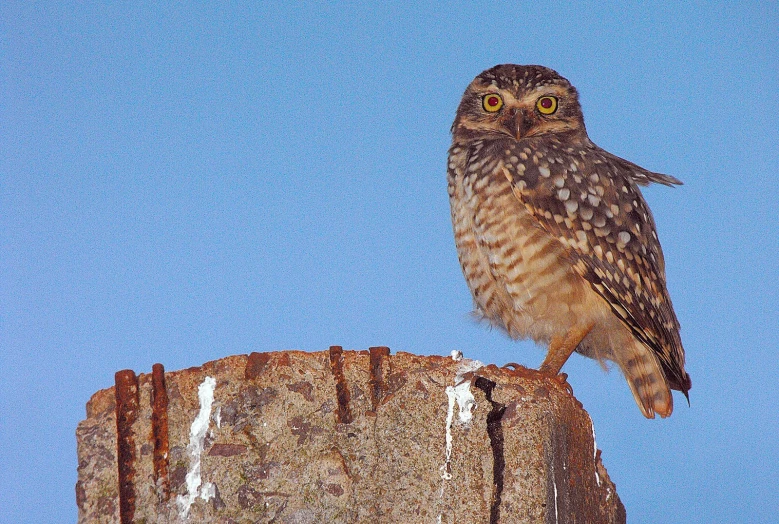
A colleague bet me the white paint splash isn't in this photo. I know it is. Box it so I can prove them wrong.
[441,387,457,482]
[549,454,561,524]
[447,354,483,426]
[588,414,613,500]
[589,414,601,486]
[438,351,484,521]
[442,357,481,480]
[176,376,217,519]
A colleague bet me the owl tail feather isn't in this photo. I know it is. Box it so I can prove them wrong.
[620,342,673,419]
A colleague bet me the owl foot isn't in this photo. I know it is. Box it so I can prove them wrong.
[501,363,574,394]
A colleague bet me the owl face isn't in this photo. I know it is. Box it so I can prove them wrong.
[452,64,586,142]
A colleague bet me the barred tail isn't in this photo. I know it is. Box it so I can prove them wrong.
[620,341,673,419]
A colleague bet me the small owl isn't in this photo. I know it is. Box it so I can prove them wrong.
[448,64,691,418]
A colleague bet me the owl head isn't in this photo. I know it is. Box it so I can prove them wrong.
[452,64,587,142]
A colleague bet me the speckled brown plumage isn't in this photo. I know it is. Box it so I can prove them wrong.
[448,64,691,418]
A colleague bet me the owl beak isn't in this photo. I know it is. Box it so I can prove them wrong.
[504,109,535,140]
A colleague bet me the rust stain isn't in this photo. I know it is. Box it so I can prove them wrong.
[286,381,314,402]
[150,363,170,502]
[277,352,291,367]
[324,483,344,497]
[208,443,248,457]
[75,480,86,510]
[329,446,352,479]
[368,346,390,411]
[114,369,139,524]
[380,371,407,407]
[287,415,325,445]
[328,346,352,424]
[245,352,272,379]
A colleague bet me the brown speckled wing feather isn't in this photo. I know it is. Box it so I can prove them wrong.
[498,135,689,391]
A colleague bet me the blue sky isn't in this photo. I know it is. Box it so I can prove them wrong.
[2,2,777,522]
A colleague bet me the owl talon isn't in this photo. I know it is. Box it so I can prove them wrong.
[553,372,574,395]
[502,362,523,371]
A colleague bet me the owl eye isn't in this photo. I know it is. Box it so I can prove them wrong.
[482,93,504,112]
[536,96,558,115]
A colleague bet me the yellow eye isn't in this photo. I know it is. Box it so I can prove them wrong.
[482,93,503,112]
[536,96,558,115]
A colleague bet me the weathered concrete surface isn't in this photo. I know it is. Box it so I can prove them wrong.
[76,347,625,523]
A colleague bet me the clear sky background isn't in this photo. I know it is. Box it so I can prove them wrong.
[2,2,777,522]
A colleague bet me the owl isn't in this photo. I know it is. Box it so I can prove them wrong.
[448,64,691,418]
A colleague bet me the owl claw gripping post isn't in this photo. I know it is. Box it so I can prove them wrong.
[448,64,691,418]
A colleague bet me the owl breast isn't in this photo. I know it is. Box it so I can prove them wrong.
[448,140,616,354]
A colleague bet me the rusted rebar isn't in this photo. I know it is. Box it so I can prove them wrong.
[150,363,170,502]
[114,370,139,524]
[328,346,352,424]
[368,346,390,411]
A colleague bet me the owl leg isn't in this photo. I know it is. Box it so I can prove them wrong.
[539,323,595,376]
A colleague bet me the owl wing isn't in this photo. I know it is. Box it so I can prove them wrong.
[602,151,683,187]
[500,137,689,392]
